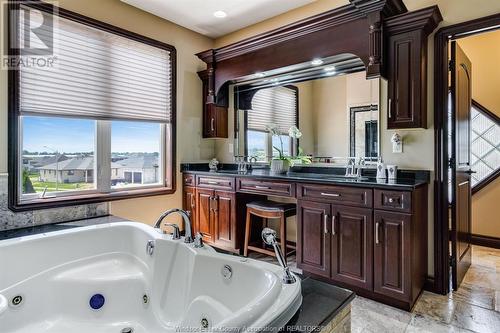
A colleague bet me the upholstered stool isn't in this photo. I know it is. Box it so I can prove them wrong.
[243,200,297,258]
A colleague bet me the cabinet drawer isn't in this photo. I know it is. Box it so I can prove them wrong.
[374,189,411,213]
[183,173,195,187]
[297,184,372,208]
[196,175,235,191]
[237,178,295,197]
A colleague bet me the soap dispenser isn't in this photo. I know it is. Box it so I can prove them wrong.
[376,157,386,179]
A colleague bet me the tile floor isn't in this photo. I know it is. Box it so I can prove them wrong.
[250,245,500,332]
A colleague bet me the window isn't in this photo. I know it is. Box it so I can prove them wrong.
[470,101,499,189]
[244,86,298,161]
[247,130,267,162]
[9,3,176,210]
[111,121,162,188]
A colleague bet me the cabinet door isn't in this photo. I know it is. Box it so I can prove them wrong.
[374,211,411,301]
[203,105,217,138]
[199,71,228,139]
[183,186,196,230]
[331,205,373,289]
[196,188,215,243]
[297,200,331,278]
[387,30,425,129]
[213,191,236,249]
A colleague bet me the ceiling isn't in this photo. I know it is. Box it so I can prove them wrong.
[120,0,317,38]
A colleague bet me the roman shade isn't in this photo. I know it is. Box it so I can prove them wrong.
[18,5,173,123]
[247,86,297,133]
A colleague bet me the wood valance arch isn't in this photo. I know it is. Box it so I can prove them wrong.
[196,0,408,107]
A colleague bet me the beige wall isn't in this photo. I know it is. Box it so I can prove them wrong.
[457,31,500,238]
[213,0,500,275]
[457,30,500,117]
[471,179,500,238]
[0,0,215,225]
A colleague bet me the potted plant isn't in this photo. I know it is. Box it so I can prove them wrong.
[267,125,312,174]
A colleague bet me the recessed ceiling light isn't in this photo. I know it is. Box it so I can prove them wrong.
[324,65,336,72]
[311,58,323,66]
[213,10,227,18]
[254,72,266,78]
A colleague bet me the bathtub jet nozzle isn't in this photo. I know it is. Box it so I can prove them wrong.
[262,228,297,284]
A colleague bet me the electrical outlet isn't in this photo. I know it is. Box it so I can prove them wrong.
[228,143,234,154]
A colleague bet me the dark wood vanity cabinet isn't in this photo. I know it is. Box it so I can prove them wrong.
[297,183,428,310]
[373,210,411,301]
[195,187,236,250]
[183,186,196,224]
[297,200,331,278]
[198,70,228,138]
[385,6,442,129]
[330,205,373,290]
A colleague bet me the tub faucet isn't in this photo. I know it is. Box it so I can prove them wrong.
[154,209,194,243]
[261,228,297,284]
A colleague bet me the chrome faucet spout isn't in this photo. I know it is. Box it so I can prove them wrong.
[262,228,296,284]
[154,208,194,243]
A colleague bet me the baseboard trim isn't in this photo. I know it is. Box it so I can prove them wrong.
[423,276,438,293]
[471,234,500,249]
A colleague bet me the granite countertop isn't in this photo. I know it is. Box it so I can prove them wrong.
[0,215,126,241]
[183,168,428,189]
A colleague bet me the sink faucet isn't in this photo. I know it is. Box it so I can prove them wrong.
[154,208,194,243]
[345,157,362,178]
[262,228,296,284]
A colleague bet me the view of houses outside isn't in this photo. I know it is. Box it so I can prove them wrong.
[21,117,161,195]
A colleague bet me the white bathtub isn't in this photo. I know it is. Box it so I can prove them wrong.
[0,222,302,333]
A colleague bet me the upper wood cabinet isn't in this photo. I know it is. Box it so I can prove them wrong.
[385,6,442,129]
[198,70,228,138]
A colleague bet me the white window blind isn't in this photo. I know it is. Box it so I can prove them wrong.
[18,5,173,123]
[248,86,297,133]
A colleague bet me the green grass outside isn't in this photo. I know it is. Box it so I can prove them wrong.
[29,175,93,192]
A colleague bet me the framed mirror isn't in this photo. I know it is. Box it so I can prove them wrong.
[229,55,382,166]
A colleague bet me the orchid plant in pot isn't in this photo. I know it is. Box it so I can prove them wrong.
[267,124,312,174]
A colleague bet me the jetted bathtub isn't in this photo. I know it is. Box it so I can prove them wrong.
[0,222,302,332]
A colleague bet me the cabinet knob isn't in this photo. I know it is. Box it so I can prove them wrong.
[388,198,395,203]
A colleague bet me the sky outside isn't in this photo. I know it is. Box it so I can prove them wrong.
[22,116,160,154]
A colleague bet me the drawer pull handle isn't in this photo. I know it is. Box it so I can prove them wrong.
[375,222,380,244]
[207,181,219,185]
[324,214,329,234]
[321,192,340,197]
[255,185,271,190]
[388,98,392,119]
[332,215,336,236]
